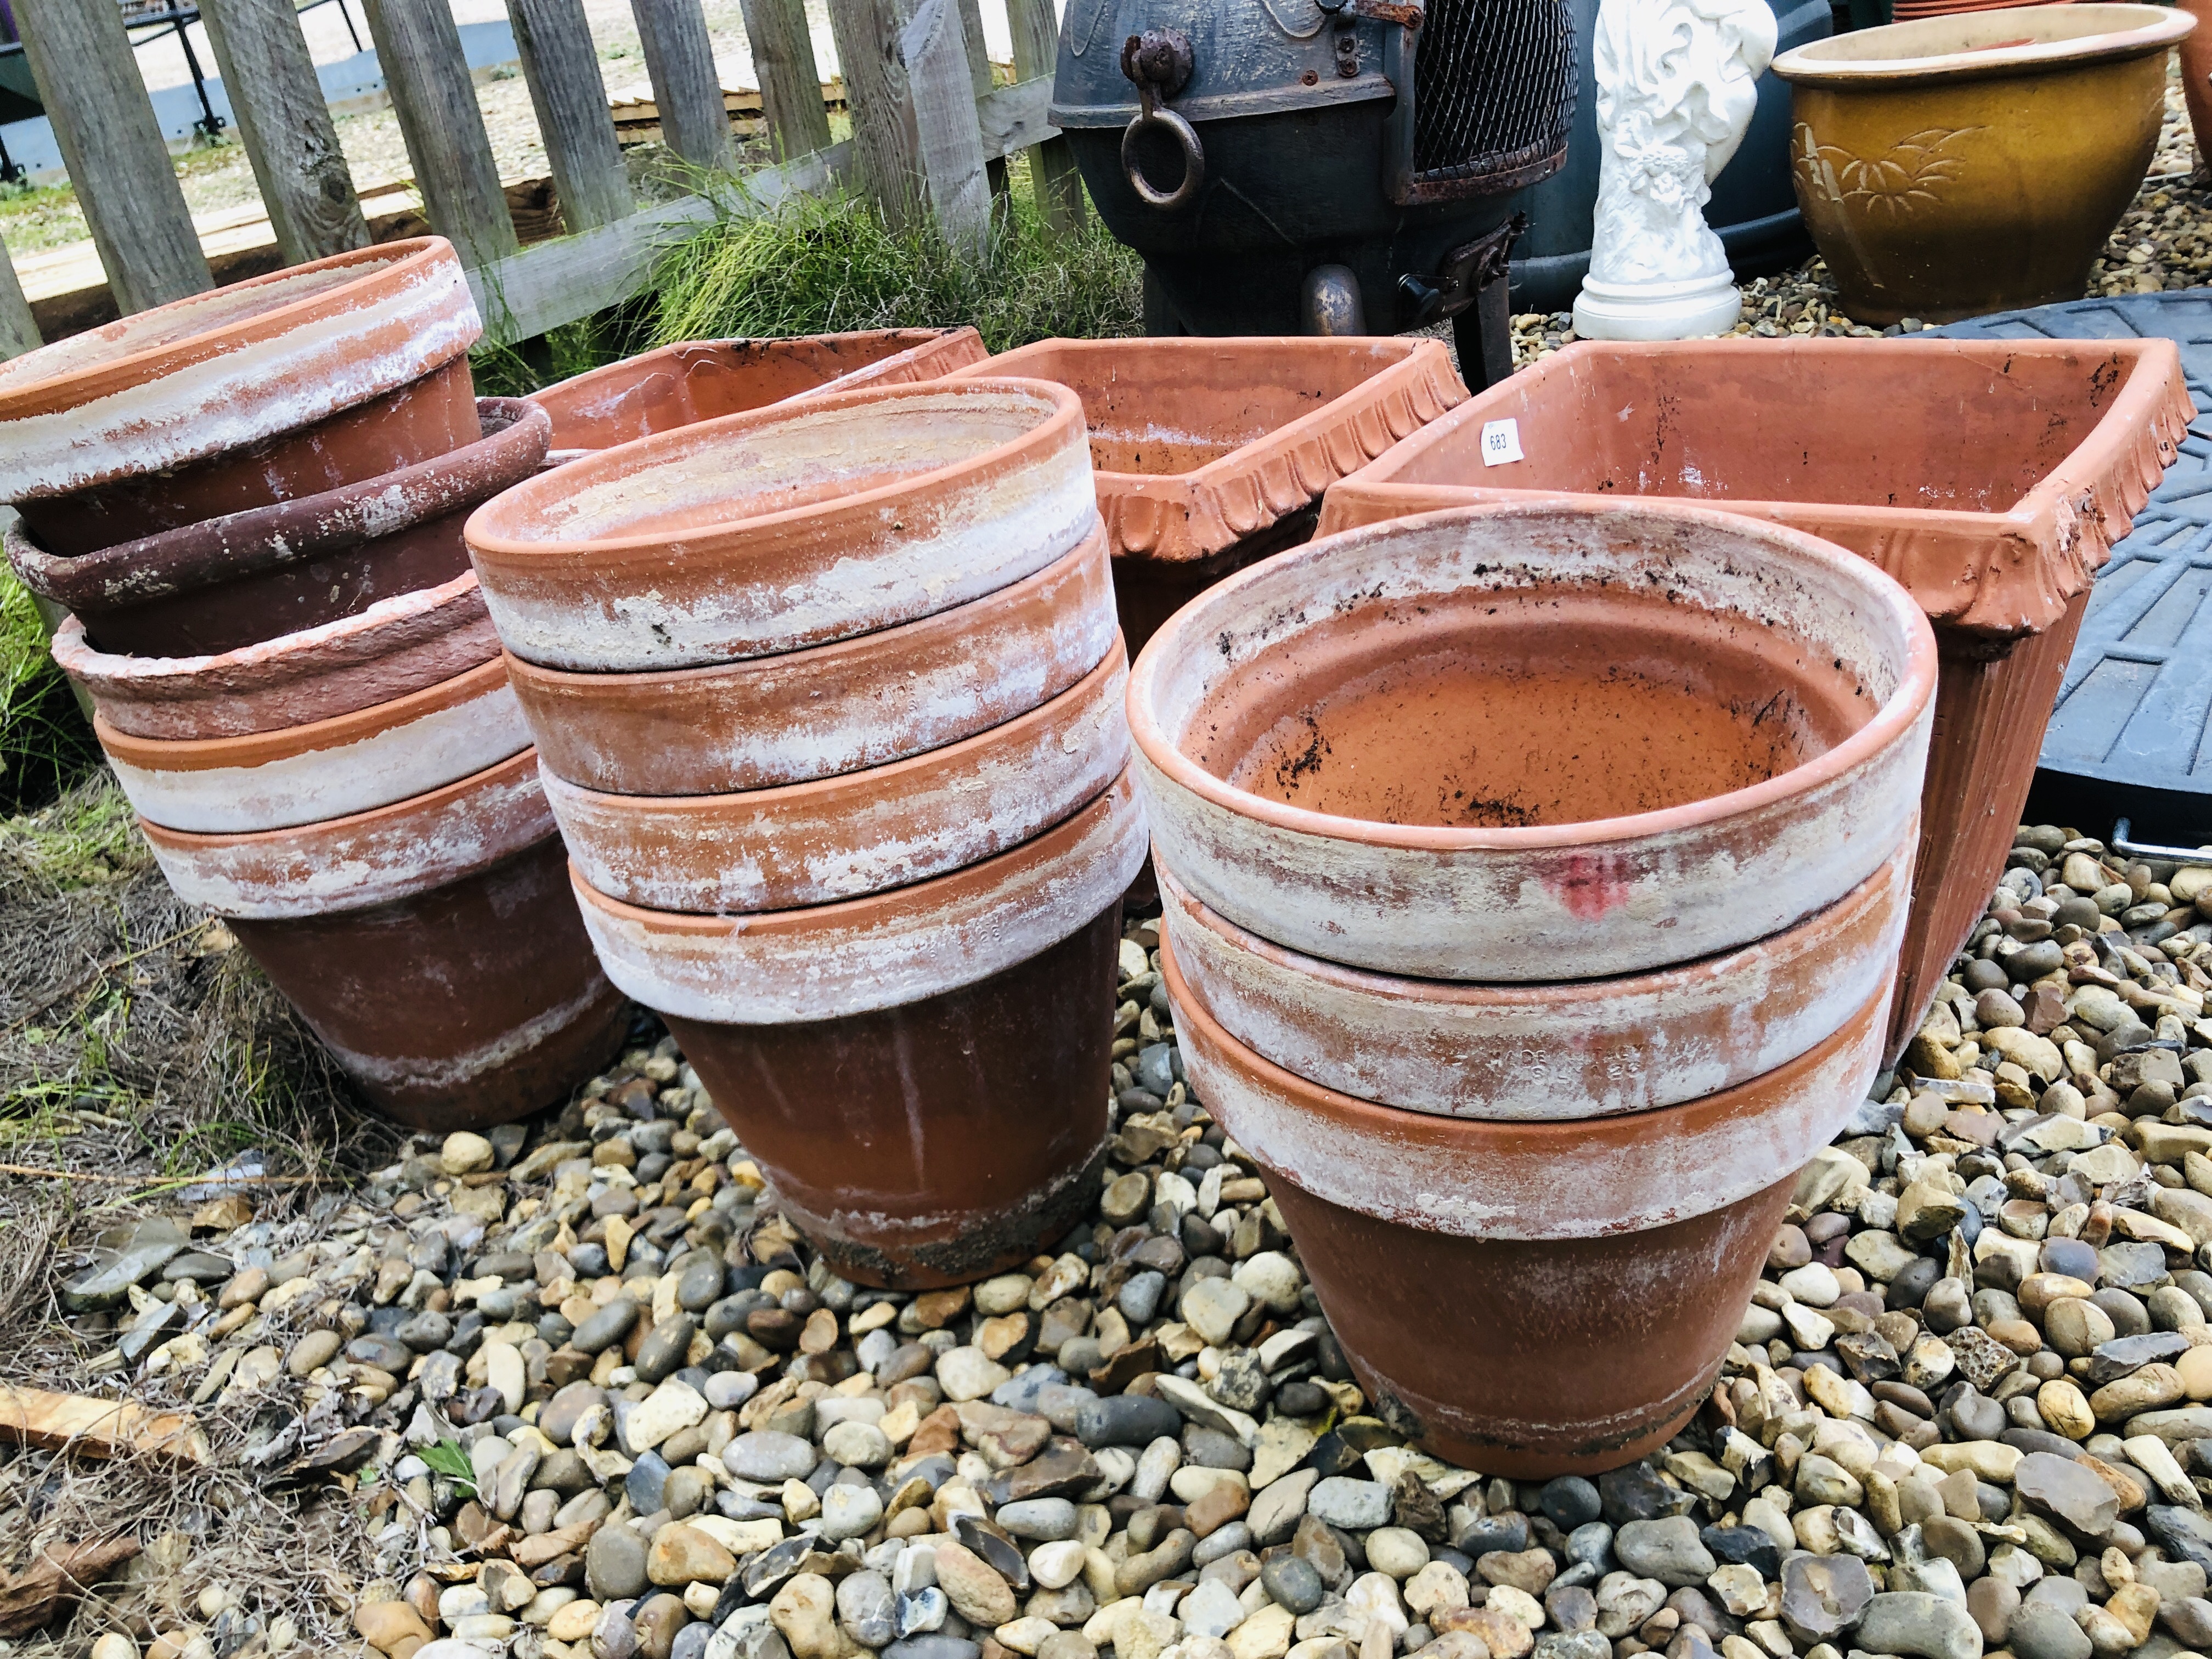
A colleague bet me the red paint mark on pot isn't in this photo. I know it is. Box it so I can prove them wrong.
[1544,851,1631,919]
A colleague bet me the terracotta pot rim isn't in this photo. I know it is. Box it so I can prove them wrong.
[139,743,541,855]
[549,634,1127,816]
[1772,2,2192,83]
[94,653,510,772]
[1162,927,1891,1238]
[504,522,1109,695]
[8,400,546,613]
[49,571,485,693]
[464,377,1087,565]
[1126,498,1940,856]
[0,239,462,416]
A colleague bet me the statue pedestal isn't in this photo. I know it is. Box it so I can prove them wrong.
[1572,269,1745,341]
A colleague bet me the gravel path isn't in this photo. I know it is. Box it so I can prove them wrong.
[17,819,2212,1659]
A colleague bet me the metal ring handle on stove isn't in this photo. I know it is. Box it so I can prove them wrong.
[1122,106,1205,211]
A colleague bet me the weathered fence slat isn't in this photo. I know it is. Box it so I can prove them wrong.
[1005,0,1083,234]
[826,0,921,229]
[200,0,372,263]
[900,0,991,256]
[363,0,522,267]
[631,0,738,174]
[953,0,1008,202]
[507,0,633,233]
[0,245,39,359]
[737,0,832,161]
[13,0,211,312]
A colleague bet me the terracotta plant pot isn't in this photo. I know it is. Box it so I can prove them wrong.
[1160,826,1911,1120]
[142,748,626,1129]
[465,380,1097,672]
[92,654,528,833]
[9,400,547,658]
[1126,500,1937,981]
[548,642,1130,912]
[49,572,498,742]
[1316,334,2191,1054]
[1773,5,2194,325]
[0,238,482,556]
[528,328,989,460]
[1165,937,1891,1476]
[572,769,1148,1288]
[505,526,1116,797]
[947,337,1467,656]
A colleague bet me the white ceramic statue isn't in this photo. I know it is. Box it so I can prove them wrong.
[1572,0,1778,341]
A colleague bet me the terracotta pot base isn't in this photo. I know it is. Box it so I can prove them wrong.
[668,904,1121,1290]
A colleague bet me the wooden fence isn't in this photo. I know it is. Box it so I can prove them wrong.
[0,0,1082,353]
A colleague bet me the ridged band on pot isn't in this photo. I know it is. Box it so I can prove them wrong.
[138,745,556,919]
[1162,940,1889,1474]
[49,572,500,742]
[465,379,1100,672]
[96,655,529,834]
[0,238,481,504]
[529,327,990,460]
[7,400,550,659]
[669,906,1120,1291]
[1127,500,1938,980]
[574,766,1148,1024]
[507,524,1119,795]
[1160,822,1913,1121]
[548,642,1132,913]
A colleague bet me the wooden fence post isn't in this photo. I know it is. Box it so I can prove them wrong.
[1005,0,1083,234]
[900,0,990,256]
[825,0,919,228]
[737,0,832,161]
[506,0,633,232]
[363,0,522,268]
[12,0,210,312]
[199,0,372,264]
[952,0,1006,203]
[631,0,737,175]
[0,246,39,359]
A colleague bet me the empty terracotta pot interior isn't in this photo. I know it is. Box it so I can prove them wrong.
[1158,820,1911,1121]
[545,641,1130,914]
[94,653,528,834]
[671,903,1120,1290]
[1163,938,1889,1476]
[507,525,1119,796]
[528,328,988,455]
[465,379,1098,672]
[49,572,498,742]
[1128,500,1937,980]
[12,400,545,658]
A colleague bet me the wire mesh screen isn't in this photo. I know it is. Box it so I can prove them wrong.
[1411,0,1575,191]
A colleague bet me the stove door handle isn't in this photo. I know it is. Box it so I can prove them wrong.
[1121,106,1205,211]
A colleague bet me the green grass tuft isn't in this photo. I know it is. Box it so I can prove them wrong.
[651,163,1144,354]
[0,564,100,816]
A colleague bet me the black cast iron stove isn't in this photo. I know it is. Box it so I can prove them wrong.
[1050,0,1576,384]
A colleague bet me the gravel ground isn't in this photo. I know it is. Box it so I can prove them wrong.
[18,820,2212,1659]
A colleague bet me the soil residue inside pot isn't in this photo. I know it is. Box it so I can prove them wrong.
[1205,591,1869,828]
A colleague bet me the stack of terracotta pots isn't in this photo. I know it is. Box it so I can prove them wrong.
[464,379,1146,1290]
[1127,499,1940,1476]
[5,238,630,1129]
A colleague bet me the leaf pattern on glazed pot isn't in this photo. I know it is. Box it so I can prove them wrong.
[1793,122,1984,221]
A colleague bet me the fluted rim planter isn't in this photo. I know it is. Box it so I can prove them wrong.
[1314,335,2189,1053]
[465,379,1098,672]
[140,748,625,1130]
[10,400,548,658]
[50,572,499,742]
[529,327,989,461]
[573,766,1148,1025]
[1127,501,1937,981]
[1771,7,2194,324]
[95,654,528,834]
[0,238,482,556]
[547,643,1130,913]
[947,336,1466,656]
[1160,823,1911,1121]
[668,905,1120,1291]
[506,524,1118,796]
[1163,937,1891,1475]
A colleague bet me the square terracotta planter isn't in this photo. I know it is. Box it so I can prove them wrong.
[1319,336,2193,1061]
[948,337,1468,656]
[526,327,988,459]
